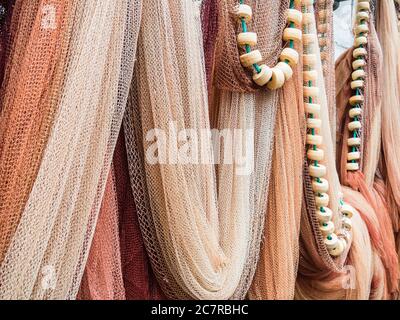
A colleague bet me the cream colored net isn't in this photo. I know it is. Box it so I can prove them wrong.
[123,0,280,299]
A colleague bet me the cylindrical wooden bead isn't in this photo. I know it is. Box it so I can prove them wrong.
[354,36,367,47]
[235,4,252,22]
[307,118,322,130]
[303,86,319,98]
[346,162,360,171]
[324,233,339,250]
[348,121,362,131]
[320,221,335,236]
[306,134,323,146]
[317,207,333,223]
[353,47,367,58]
[351,80,364,89]
[309,164,327,178]
[283,28,302,42]
[352,69,366,80]
[347,151,361,161]
[329,237,345,256]
[312,178,329,193]
[315,193,329,207]
[349,107,362,118]
[276,62,293,81]
[237,32,257,46]
[303,54,316,67]
[267,67,285,90]
[358,2,370,11]
[348,137,361,147]
[305,102,320,115]
[341,204,356,218]
[357,11,369,22]
[352,59,366,70]
[286,9,302,25]
[252,64,273,86]
[279,47,299,67]
[307,148,324,161]
[355,24,369,35]
[349,95,364,106]
[303,70,318,82]
[342,217,352,232]
[302,0,314,5]
[240,50,262,67]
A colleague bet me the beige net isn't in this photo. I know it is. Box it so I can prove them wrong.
[0,0,141,299]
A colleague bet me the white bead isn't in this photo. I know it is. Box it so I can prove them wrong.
[320,221,335,236]
[305,103,320,115]
[324,233,339,250]
[252,64,273,86]
[351,80,364,89]
[267,67,285,90]
[348,137,361,147]
[353,47,367,58]
[283,28,302,42]
[348,121,362,131]
[303,70,318,82]
[312,178,329,193]
[286,9,303,25]
[357,11,369,22]
[280,47,299,67]
[307,118,322,129]
[307,148,324,161]
[358,2,370,11]
[341,204,356,218]
[352,59,366,70]
[355,24,369,35]
[329,237,345,256]
[317,207,333,223]
[348,151,361,161]
[306,134,323,146]
[240,50,262,67]
[342,217,352,231]
[309,164,327,178]
[352,69,366,80]
[276,62,293,81]
[354,36,367,47]
[237,32,257,46]
[315,193,330,207]
[349,95,364,106]
[349,107,362,118]
[303,86,319,98]
[346,162,360,171]
[235,4,252,22]
[303,54,316,67]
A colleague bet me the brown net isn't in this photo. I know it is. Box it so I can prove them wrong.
[214,0,289,92]
[0,0,75,264]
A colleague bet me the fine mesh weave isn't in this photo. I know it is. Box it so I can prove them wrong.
[214,0,289,92]
[0,0,140,299]
[124,0,280,299]
[0,0,74,264]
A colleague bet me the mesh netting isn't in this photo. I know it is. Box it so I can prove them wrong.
[0,0,141,299]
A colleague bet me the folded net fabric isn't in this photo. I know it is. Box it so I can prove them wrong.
[0,0,141,299]
[0,0,74,264]
[123,0,283,299]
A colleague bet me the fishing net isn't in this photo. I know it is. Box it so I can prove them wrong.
[0,0,141,299]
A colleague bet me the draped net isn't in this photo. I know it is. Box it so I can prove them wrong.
[0,0,141,299]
